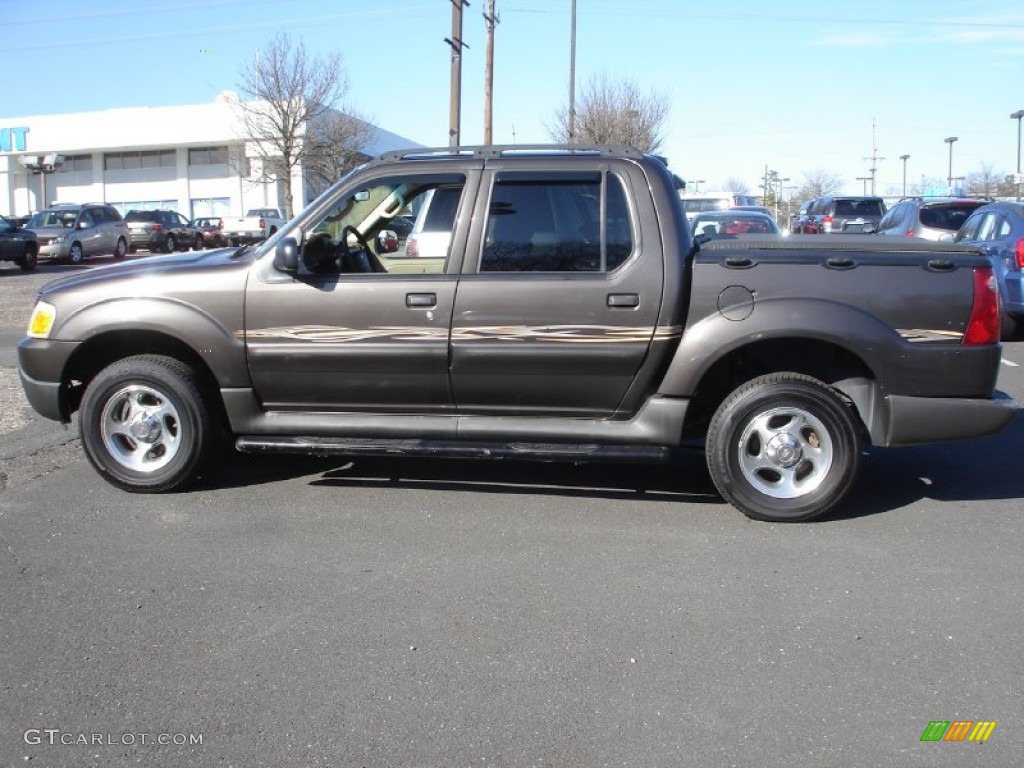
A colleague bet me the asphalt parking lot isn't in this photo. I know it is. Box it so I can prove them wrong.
[1,258,1022,767]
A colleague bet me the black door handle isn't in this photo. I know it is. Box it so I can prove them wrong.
[406,293,437,308]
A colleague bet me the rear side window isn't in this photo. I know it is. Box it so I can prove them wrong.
[481,172,633,273]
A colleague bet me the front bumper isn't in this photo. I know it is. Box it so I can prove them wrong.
[17,337,81,423]
[37,242,70,259]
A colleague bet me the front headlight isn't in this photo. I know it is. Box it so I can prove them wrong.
[52,235,66,244]
[27,301,56,339]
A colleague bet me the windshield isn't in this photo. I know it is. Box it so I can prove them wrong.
[28,209,78,228]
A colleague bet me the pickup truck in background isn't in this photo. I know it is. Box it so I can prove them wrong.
[17,145,1017,522]
[221,207,286,245]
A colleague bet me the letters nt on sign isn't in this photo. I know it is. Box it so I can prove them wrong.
[0,127,29,152]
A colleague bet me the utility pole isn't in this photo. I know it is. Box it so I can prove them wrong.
[445,0,470,147]
[568,0,577,143]
[483,0,498,144]
[862,118,885,196]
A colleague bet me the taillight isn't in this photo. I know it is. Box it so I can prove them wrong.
[1015,238,1024,270]
[151,223,162,231]
[904,230,915,237]
[259,217,266,229]
[823,215,833,233]
[963,266,1000,345]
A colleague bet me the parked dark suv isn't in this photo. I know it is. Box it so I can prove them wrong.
[791,196,886,234]
[125,209,201,253]
[874,197,989,241]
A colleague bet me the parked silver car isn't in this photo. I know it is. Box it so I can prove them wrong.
[872,197,989,241]
[25,203,130,264]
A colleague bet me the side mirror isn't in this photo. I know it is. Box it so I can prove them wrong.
[273,237,300,273]
[377,229,399,254]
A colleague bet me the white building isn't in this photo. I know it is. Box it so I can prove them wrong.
[0,95,420,220]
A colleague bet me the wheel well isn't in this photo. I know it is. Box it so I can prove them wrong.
[680,338,875,441]
[61,330,224,422]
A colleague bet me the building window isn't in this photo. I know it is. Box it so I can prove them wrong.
[190,197,232,218]
[56,154,93,173]
[104,150,175,170]
[188,146,229,166]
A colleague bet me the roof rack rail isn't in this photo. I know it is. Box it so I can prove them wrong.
[373,143,645,163]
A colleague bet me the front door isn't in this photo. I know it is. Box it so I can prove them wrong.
[244,171,475,413]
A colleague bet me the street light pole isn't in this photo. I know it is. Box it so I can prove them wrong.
[1011,110,1024,201]
[691,179,705,193]
[944,136,958,195]
[899,154,910,197]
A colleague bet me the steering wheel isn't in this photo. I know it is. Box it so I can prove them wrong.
[340,225,386,273]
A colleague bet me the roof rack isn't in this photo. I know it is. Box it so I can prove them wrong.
[373,143,645,163]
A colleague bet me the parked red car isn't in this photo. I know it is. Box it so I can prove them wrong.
[190,217,227,249]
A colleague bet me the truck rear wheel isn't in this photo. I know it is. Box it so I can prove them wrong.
[706,373,861,522]
[79,355,213,493]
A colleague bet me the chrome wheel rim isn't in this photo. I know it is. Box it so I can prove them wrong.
[100,384,183,472]
[736,406,833,499]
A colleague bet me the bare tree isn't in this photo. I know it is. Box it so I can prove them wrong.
[724,177,751,196]
[963,162,1019,198]
[236,33,356,218]
[797,169,844,201]
[303,110,376,200]
[549,74,669,153]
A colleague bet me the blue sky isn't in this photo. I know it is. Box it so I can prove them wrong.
[2,0,1023,196]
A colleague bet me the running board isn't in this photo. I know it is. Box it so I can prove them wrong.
[235,436,672,463]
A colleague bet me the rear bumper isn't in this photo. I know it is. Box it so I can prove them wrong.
[883,391,1017,446]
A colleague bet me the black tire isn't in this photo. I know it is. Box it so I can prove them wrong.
[113,237,128,259]
[79,355,214,493]
[1000,312,1019,342]
[706,373,862,522]
[67,242,84,264]
[17,244,38,272]
[163,235,176,254]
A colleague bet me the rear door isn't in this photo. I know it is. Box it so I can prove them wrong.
[449,163,664,417]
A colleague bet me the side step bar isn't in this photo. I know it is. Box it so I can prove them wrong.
[235,436,672,463]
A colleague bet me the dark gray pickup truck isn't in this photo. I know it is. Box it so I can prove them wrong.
[17,145,1017,521]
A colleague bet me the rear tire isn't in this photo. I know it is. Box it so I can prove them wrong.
[163,235,176,254]
[79,355,214,493]
[113,237,128,259]
[1000,312,1020,342]
[706,373,862,522]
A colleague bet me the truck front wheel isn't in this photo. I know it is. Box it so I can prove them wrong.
[79,355,213,493]
[706,373,861,522]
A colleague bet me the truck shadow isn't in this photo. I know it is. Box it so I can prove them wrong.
[832,410,1024,520]
[204,412,1024,521]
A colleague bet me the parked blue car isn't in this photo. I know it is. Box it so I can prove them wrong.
[953,201,1024,340]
